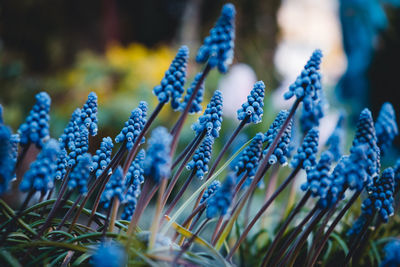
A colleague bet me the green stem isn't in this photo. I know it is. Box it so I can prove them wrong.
[57,194,83,230]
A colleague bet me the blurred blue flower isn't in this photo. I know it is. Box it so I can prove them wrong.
[101,166,125,209]
[18,92,51,148]
[179,72,205,114]
[196,3,236,73]
[115,102,148,150]
[237,81,265,125]
[200,180,221,205]
[143,127,172,183]
[59,108,81,149]
[301,151,333,197]
[68,153,92,194]
[0,124,15,195]
[263,110,293,165]
[91,241,127,267]
[284,50,323,111]
[187,136,214,179]
[126,149,145,186]
[91,137,114,178]
[299,94,325,133]
[347,214,368,237]
[381,239,400,267]
[290,128,319,170]
[153,46,189,110]
[192,90,223,138]
[20,139,60,193]
[375,102,398,155]
[206,174,235,218]
[325,112,345,161]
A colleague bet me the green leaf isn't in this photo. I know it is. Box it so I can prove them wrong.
[0,250,22,267]
[322,240,332,262]
[161,138,252,235]
[370,240,381,266]
[330,232,348,255]
[72,252,92,266]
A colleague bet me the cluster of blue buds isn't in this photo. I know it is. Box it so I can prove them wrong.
[237,81,265,124]
[394,159,400,192]
[351,108,381,178]
[299,96,325,133]
[79,92,98,136]
[67,124,89,167]
[345,145,371,191]
[301,151,333,197]
[263,110,293,165]
[381,239,400,267]
[153,46,189,110]
[0,124,15,195]
[20,139,60,193]
[55,148,68,180]
[347,214,368,237]
[200,180,221,205]
[317,156,347,209]
[121,182,141,221]
[18,92,51,148]
[290,128,319,170]
[206,174,235,218]
[375,102,398,155]
[126,149,145,186]
[0,105,3,123]
[143,127,172,183]
[91,137,114,178]
[59,108,81,149]
[284,50,323,111]
[10,134,20,164]
[68,153,92,194]
[91,241,127,267]
[325,113,345,161]
[192,90,223,138]
[235,132,264,178]
[115,102,148,150]
[101,166,125,209]
[187,136,214,179]
[196,3,236,73]
[361,167,395,223]
[179,72,205,114]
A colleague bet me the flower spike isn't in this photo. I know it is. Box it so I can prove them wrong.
[91,137,114,178]
[187,136,214,179]
[237,81,265,124]
[179,72,205,114]
[375,102,398,155]
[234,132,264,178]
[290,128,319,170]
[301,151,333,196]
[68,153,92,194]
[206,174,235,218]
[101,166,125,209]
[200,180,221,204]
[79,92,98,136]
[0,124,15,195]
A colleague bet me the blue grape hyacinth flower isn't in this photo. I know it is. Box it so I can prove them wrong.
[143,127,172,183]
[291,128,319,170]
[345,145,371,192]
[361,167,395,223]
[55,148,68,180]
[187,136,214,179]
[299,95,325,133]
[79,92,98,136]
[91,241,127,267]
[351,108,381,179]
[237,81,265,124]
[115,102,148,150]
[20,139,60,193]
[91,137,114,178]
[101,166,125,209]
[68,153,92,194]
[192,90,223,138]
[301,151,333,197]
[196,3,236,73]
[0,124,15,195]
[121,182,141,221]
[153,46,189,110]
[59,108,81,149]
[375,102,398,155]
[325,112,345,161]
[179,72,205,114]
[67,124,89,167]
[393,159,400,191]
[200,180,221,205]
[0,104,3,124]
[347,214,368,237]
[284,50,323,111]
[18,92,51,148]
[235,132,264,178]
[381,239,400,267]
[206,174,235,219]
[263,110,293,165]
[126,149,145,186]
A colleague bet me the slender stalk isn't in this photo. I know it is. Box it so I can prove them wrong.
[173,218,210,265]
[57,194,83,230]
[164,170,196,218]
[270,205,319,266]
[170,64,212,156]
[149,178,168,249]
[172,203,206,243]
[102,197,114,238]
[353,219,381,265]
[108,198,120,232]
[308,191,361,267]
[171,133,200,169]
[279,208,327,267]
[211,216,224,245]
[227,164,302,260]
[261,190,311,267]
[46,188,54,201]
[162,131,205,209]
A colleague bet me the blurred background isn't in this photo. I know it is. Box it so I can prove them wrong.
[1,0,400,161]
